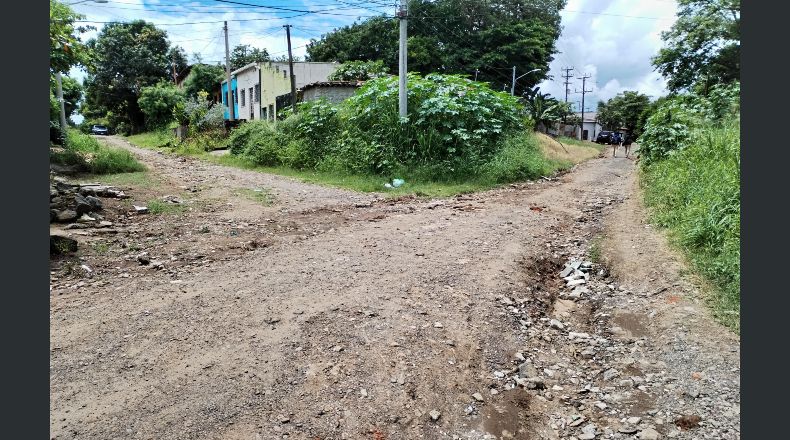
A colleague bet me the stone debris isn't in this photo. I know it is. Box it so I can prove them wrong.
[472,392,484,402]
[429,409,441,421]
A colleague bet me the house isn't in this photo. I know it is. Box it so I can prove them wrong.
[573,111,602,141]
[221,61,341,122]
[299,81,362,104]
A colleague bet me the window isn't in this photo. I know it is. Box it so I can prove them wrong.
[254,84,260,102]
[241,89,245,107]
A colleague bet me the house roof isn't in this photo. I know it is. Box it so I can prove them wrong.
[299,80,363,91]
[574,111,598,123]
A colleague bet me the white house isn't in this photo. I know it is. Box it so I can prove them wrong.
[574,111,602,141]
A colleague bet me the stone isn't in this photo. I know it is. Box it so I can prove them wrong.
[50,235,78,255]
[434,322,444,328]
[515,352,526,362]
[579,423,597,439]
[133,205,149,214]
[549,319,565,330]
[518,362,539,378]
[77,214,96,223]
[472,393,484,402]
[619,426,638,434]
[98,221,113,228]
[137,253,151,265]
[494,371,505,378]
[581,348,596,359]
[429,410,441,421]
[569,416,587,427]
[55,210,78,223]
[603,369,620,381]
[627,417,642,425]
[560,265,575,278]
[567,279,586,287]
[360,388,368,398]
[638,428,660,440]
[74,193,92,215]
[85,195,103,210]
[594,402,607,410]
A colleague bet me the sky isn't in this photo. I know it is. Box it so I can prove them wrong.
[66,0,679,121]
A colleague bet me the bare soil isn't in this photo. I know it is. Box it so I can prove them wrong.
[50,137,739,440]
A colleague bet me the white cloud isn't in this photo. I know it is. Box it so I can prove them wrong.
[537,0,678,110]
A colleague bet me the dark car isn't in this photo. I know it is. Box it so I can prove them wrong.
[90,125,109,135]
[595,131,614,144]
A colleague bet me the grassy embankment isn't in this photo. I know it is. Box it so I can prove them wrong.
[127,129,601,197]
[641,120,740,330]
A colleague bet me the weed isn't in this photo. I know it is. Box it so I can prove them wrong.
[588,237,603,263]
[233,188,275,206]
[147,199,188,215]
[91,242,110,254]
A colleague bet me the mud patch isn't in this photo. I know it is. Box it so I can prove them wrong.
[518,254,565,317]
[482,390,533,439]
[612,312,649,338]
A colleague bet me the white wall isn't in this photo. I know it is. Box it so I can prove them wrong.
[575,121,602,141]
[236,66,260,121]
[272,62,339,88]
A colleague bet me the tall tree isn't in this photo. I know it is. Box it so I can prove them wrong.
[84,20,171,134]
[596,91,652,136]
[229,44,270,70]
[652,0,740,93]
[306,0,565,96]
[50,0,92,74]
[182,64,225,98]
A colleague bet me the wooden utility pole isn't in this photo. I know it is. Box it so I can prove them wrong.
[398,0,408,117]
[284,24,298,113]
[562,67,574,104]
[575,74,592,140]
[224,21,235,121]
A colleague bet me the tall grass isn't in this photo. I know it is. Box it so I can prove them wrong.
[641,119,740,329]
[51,130,145,174]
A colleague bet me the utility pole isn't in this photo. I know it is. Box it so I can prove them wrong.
[561,67,574,104]
[171,57,177,85]
[474,69,479,81]
[511,66,517,96]
[575,73,592,141]
[55,71,68,132]
[223,21,235,121]
[397,0,408,117]
[284,24,298,113]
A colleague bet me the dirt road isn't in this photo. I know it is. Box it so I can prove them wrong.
[50,137,740,440]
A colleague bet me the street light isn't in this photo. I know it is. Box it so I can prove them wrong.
[68,0,108,5]
[511,68,541,96]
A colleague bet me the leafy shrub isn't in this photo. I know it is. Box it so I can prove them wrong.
[328,60,388,81]
[479,132,554,183]
[138,82,185,129]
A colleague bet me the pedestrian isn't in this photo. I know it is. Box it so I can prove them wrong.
[622,133,633,158]
[612,132,621,157]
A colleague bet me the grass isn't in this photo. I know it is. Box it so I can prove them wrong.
[51,130,145,174]
[124,129,600,198]
[641,119,740,331]
[147,199,188,215]
[587,236,603,263]
[557,135,601,149]
[126,129,175,149]
[76,171,160,189]
[232,188,276,205]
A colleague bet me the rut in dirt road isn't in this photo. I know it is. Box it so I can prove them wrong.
[50,145,739,440]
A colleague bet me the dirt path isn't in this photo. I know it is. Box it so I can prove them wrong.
[50,140,739,440]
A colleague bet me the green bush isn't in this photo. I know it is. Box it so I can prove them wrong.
[642,118,740,327]
[138,82,185,129]
[479,132,555,183]
[328,60,388,81]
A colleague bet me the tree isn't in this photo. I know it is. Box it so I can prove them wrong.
[50,0,92,73]
[306,0,565,96]
[524,87,562,133]
[138,82,185,129]
[229,44,270,70]
[168,45,189,81]
[84,20,171,134]
[328,60,389,81]
[596,91,652,137]
[652,0,740,93]
[182,64,225,98]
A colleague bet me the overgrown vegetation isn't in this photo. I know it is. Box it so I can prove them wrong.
[227,73,562,186]
[638,83,740,329]
[51,130,145,174]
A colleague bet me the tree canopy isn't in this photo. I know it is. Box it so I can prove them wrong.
[328,60,389,81]
[182,64,225,98]
[652,0,740,93]
[230,44,270,70]
[50,0,92,74]
[306,0,566,96]
[138,82,185,129]
[596,91,652,136]
[168,46,189,80]
[83,20,171,134]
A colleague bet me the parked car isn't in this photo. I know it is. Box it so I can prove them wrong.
[595,131,614,144]
[90,125,109,135]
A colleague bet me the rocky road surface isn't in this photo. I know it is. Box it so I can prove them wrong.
[50,137,740,440]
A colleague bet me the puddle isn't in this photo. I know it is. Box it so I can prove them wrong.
[482,390,532,439]
[612,312,648,338]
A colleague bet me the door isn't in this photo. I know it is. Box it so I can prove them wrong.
[583,129,589,140]
[249,87,254,119]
